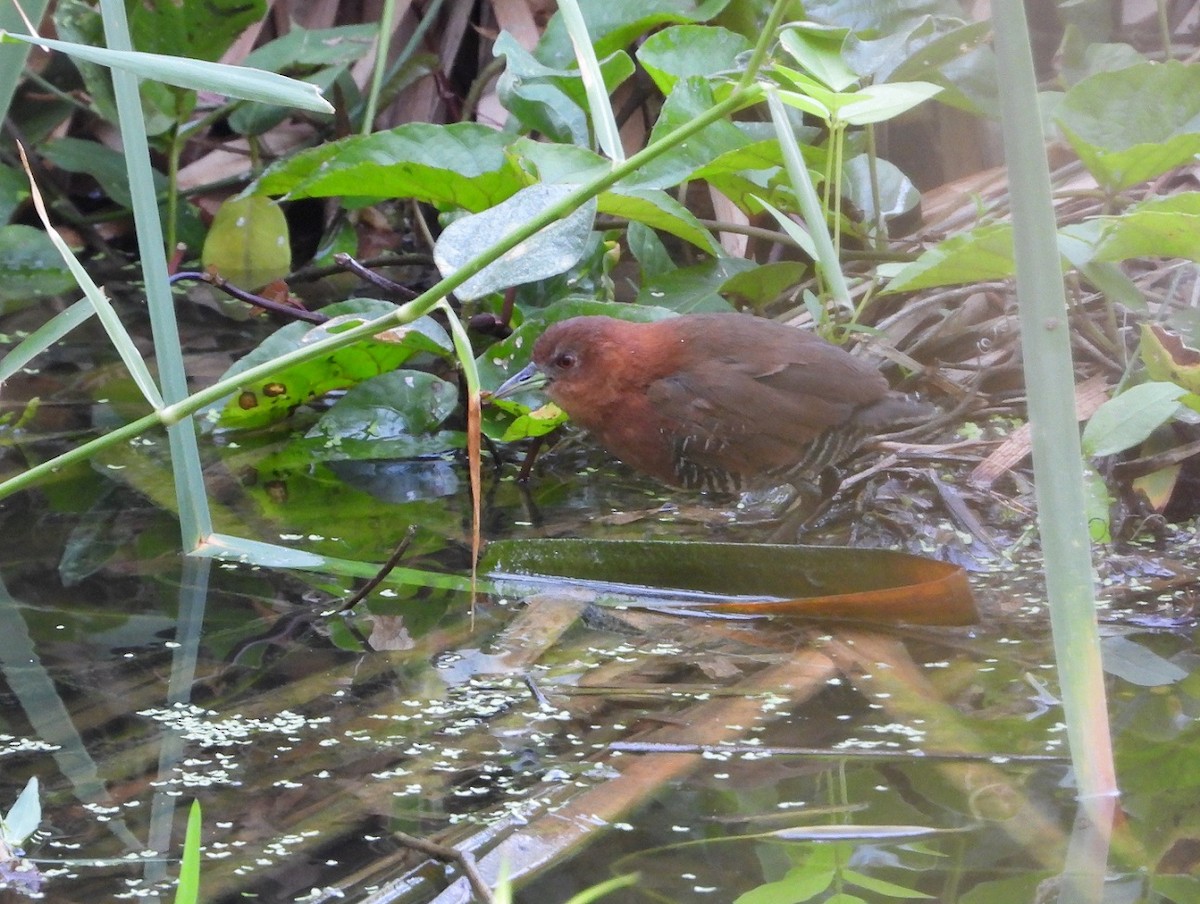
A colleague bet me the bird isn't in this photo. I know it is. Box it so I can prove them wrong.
[491,312,931,494]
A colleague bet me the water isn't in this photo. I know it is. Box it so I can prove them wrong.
[2,308,1199,902]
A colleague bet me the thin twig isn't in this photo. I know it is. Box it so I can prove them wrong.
[392,831,494,903]
[335,526,418,613]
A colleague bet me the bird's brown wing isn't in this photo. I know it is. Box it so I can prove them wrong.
[645,352,877,480]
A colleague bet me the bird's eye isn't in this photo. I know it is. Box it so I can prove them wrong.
[553,352,577,369]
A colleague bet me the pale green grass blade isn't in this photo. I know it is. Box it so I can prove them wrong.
[100,0,212,546]
[992,0,1115,800]
[767,89,853,313]
[558,0,624,162]
[0,299,95,385]
[18,145,165,410]
[0,31,333,112]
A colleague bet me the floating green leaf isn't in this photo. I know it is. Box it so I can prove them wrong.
[209,301,452,430]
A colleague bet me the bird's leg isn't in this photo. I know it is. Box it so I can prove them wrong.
[763,468,845,542]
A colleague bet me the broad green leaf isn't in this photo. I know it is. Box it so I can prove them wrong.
[1056,60,1200,191]
[846,15,990,85]
[883,222,1014,293]
[627,221,673,277]
[242,23,376,71]
[495,31,634,147]
[721,261,809,308]
[1100,634,1188,687]
[1081,381,1188,458]
[635,257,751,312]
[1061,192,1200,265]
[0,31,333,112]
[600,188,720,255]
[210,301,453,430]
[511,138,613,185]
[692,140,802,211]
[201,195,291,289]
[252,122,524,210]
[307,371,458,442]
[637,24,751,95]
[779,22,857,91]
[533,0,731,68]
[803,0,961,31]
[434,183,598,300]
[0,225,79,309]
[128,0,264,62]
[41,137,166,210]
[227,24,380,136]
[774,85,833,120]
[634,77,755,188]
[843,154,920,226]
[838,80,943,125]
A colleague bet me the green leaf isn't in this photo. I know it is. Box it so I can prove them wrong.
[1,31,333,112]
[242,23,376,72]
[0,224,80,309]
[842,868,934,898]
[838,81,943,126]
[778,23,857,92]
[721,261,809,308]
[635,257,751,312]
[1081,381,1188,458]
[1061,192,1200,265]
[627,221,673,277]
[633,77,755,188]
[882,222,1014,293]
[201,195,292,289]
[637,24,751,95]
[307,371,458,442]
[495,31,634,146]
[734,867,834,904]
[252,122,524,210]
[41,137,166,210]
[534,0,732,68]
[1056,60,1200,191]
[434,183,599,299]
[210,301,453,430]
[1100,635,1188,687]
[600,188,720,255]
[843,154,920,226]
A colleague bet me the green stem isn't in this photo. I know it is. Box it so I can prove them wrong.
[0,81,764,503]
[361,0,397,133]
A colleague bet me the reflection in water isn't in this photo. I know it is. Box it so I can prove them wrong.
[0,461,1196,901]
